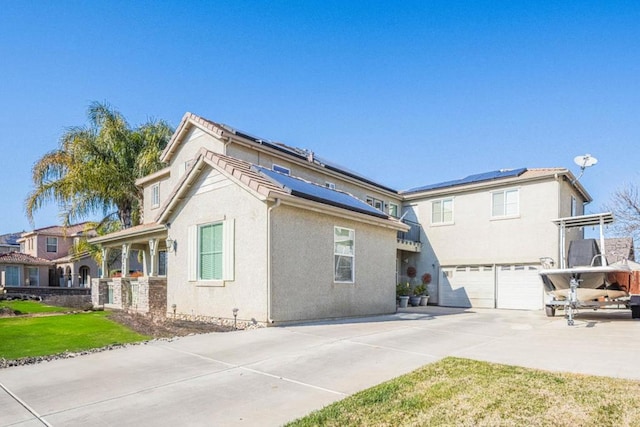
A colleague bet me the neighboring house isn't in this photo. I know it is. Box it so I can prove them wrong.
[0,252,52,287]
[17,223,100,288]
[0,232,21,254]
[90,112,593,324]
[400,168,590,310]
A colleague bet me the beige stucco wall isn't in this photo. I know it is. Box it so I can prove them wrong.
[410,179,562,267]
[164,166,269,323]
[269,204,397,323]
[142,128,227,224]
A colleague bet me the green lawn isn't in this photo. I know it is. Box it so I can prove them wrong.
[0,310,149,359]
[286,357,640,426]
[1,299,72,314]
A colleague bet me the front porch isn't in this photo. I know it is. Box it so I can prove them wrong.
[92,277,167,318]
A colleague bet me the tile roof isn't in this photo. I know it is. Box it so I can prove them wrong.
[0,252,53,266]
[156,149,394,224]
[161,112,396,193]
[22,222,93,238]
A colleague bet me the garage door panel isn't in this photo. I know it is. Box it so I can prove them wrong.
[497,266,543,310]
[440,267,494,308]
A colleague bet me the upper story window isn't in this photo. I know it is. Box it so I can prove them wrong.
[389,203,399,218]
[46,237,58,253]
[491,188,519,218]
[571,196,577,216]
[431,198,454,224]
[272,164,290,175]
[366,196,384,212]
[152,184,160,208]
[334,226,355,283]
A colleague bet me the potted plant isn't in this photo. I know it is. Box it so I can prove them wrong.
[419,273,432,306]
[409,284,423,306]
[396,282,410,308]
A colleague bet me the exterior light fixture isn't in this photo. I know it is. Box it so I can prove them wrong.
[165,237,175,253]
[232,308,239,329]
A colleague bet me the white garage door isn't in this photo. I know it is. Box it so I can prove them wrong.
[440,266,495,308]
[496,265,544,310]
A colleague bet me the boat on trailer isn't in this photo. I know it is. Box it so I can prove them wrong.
[539,212,640,325]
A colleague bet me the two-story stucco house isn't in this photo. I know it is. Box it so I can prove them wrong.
[17,223,99,288]
[90,112,591,324]
[399,168,590,310]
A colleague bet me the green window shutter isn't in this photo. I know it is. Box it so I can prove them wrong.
[199,223,223,280]
[222,219,235,281]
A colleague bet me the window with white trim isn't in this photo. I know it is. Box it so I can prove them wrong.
[334,227,355,283]
[188,219,235,282]
[325,182,336,190]
[152,184,160,208]
[28,267,39,287]
[491,188,519,218]
[199,223,223,280]
[571,196,577,216]
[389,203,399,218]
[5,266,20,286]
[46,237,58,253]
[158,250,167,276]
[366,196,384,212]
[431,198,454,224]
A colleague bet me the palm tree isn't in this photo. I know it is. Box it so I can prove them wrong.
[25,101,173,229]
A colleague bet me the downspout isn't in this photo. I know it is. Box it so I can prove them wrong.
[267,198,281,324]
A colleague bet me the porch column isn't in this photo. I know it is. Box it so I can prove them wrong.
[148,238,158,277]
[101,247,110,278]
[121,243,131,278]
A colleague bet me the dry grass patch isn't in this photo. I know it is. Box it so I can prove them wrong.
[287,357,640,426]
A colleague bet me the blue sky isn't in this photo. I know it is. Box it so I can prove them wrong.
[1,1,639,234]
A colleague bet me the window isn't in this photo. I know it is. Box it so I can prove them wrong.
[28,267,38,287]
[366,196,384,211]
[152,184,160,208]
[492,189,519,218]
[389,203,399,218]
[46,237,58,253]
[158,250,167,276]
[431,198,454,224]
[5,266,19,286]
[325,182,336,190]
[188,220,235,282]
[571,196,577,216]
[199,223,223,280]
[334,227,355,283]
[272,164,290,175]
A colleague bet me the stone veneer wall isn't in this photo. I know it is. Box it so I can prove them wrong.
[91,277,167,319]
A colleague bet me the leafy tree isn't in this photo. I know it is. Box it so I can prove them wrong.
[26,101,173,229]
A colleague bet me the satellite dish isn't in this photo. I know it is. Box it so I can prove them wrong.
[571,153,598,184]
[574,154,598,170]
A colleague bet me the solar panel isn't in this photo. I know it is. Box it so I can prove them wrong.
[257,167,388,219]
[403,168,527,193]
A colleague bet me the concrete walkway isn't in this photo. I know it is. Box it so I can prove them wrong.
[2,307,640,426]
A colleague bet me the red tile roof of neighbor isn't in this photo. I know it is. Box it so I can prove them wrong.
[21,222,93,238]
[0,252,53,265]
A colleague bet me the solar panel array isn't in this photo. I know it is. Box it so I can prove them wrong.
[257,167,388,219]
[403,168,527,194]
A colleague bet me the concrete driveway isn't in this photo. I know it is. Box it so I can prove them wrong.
[2,307,640,426]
